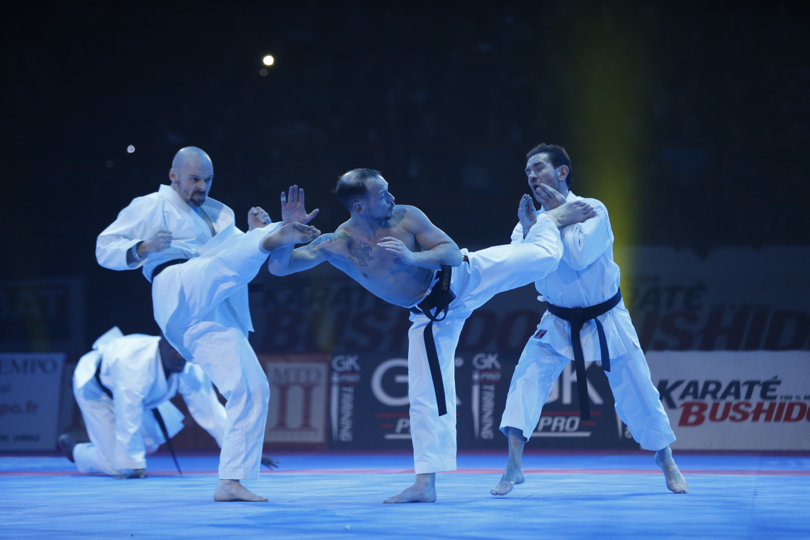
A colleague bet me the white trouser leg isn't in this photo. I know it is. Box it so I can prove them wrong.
[605,348,676,451]
[73,381,119,476]
[185,324,269,480]
[158,225,275,329]
[407,315,466,474]
[499,340,568,442]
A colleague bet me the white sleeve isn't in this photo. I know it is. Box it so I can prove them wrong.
[510,222,524,244]
[521,214,563,278]
[96,196,162,271]
[559,200,613,271]
[177,364,227,447]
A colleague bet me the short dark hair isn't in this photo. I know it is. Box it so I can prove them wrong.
[334,168,381,210]
[526,143,573,188]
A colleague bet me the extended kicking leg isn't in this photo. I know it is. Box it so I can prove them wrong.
[655,446,688,494]
[491,427,526,496]
[261,222,319,252]
[384,473,436,504]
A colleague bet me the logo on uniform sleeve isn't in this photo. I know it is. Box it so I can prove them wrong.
[533,329,547,339]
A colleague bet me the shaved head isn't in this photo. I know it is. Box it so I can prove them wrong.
[172,146,212,171]
[169,147,214,208]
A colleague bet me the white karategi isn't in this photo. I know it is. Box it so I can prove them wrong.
[72,327,226,476]
[499,192,676,451]
[97,185,279,479]
[407,214,563,474]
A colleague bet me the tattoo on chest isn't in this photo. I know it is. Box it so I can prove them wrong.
[346,238,374,267]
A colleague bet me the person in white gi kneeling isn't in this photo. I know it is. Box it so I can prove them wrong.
[59,327,277,478]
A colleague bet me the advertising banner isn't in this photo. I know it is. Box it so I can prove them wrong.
[0,353,65,450]
[328,350,637,450]
[260,353,330,447]
[647,351,810,450]
[250,247,810,356]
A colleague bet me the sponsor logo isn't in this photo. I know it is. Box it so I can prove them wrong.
[472,353,502,440]
[658,377,810,426]
[330,355,360,442]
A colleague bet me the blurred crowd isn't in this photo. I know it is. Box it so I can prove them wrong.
[2,0,808,283]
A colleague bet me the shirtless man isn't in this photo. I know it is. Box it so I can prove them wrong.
[491,143,688,497]
[268,169,595,503]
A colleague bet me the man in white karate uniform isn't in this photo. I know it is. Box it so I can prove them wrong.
[60,327,278,477]
[492,143,688,496]
[96,147,318,501]
[268,169,595,503]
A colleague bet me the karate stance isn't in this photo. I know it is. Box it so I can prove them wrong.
[492,144,688,496]
[59,327,279,478]
[96,147,318,501]
[268,169,595,503]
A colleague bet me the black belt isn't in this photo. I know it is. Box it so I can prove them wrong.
[151,259,187,281]
[545,288,622,421]
[94,363,182,475]
[409,265,456,417]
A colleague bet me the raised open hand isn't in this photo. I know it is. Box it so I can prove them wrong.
[281,185,319,225]
[517,194,538,233]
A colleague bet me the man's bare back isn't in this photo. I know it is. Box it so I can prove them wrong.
[305,205,436,307]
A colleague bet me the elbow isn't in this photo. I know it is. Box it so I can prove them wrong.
[446,245,464,267]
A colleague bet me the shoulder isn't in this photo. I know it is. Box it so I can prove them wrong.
[572,195,609,216]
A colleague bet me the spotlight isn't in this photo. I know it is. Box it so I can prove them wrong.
[127,145,135,153]
[262,55,275,66]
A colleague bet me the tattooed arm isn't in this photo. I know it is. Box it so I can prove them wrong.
[267,232,341,276]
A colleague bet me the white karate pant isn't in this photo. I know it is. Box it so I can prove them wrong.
[154,225,275,480]
[72,380,164,476]
[408,240,561,474]
[499,339,676,451]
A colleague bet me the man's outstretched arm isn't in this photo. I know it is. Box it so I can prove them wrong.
[267,233,335,276]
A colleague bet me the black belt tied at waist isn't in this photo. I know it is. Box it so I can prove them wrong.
[545,288,623,421]
[409,265,456,416]
[93,363,182,475]
[151,258,187,282]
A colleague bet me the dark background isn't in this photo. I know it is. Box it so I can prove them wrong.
[2,0,809,350]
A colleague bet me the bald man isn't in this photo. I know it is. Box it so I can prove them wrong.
[96,147,318,501]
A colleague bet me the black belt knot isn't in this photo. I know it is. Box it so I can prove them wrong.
[545,288,622,421]
[411,265,456,416]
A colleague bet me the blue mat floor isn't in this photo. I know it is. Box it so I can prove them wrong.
[1,451,808,539]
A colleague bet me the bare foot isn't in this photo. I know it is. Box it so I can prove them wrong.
[546,200,596,228]
[58,434,76,463]
[213,479,268,502]
[491,426,526,496]
[655,447,689,494]
[261,222,320,252]
[490,468,525,496]
[114,468,147,479]
[384,473,436,503]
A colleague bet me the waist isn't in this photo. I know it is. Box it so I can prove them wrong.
[407,256,468,312]
[546,288,622,323]
[151,258,188,281]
